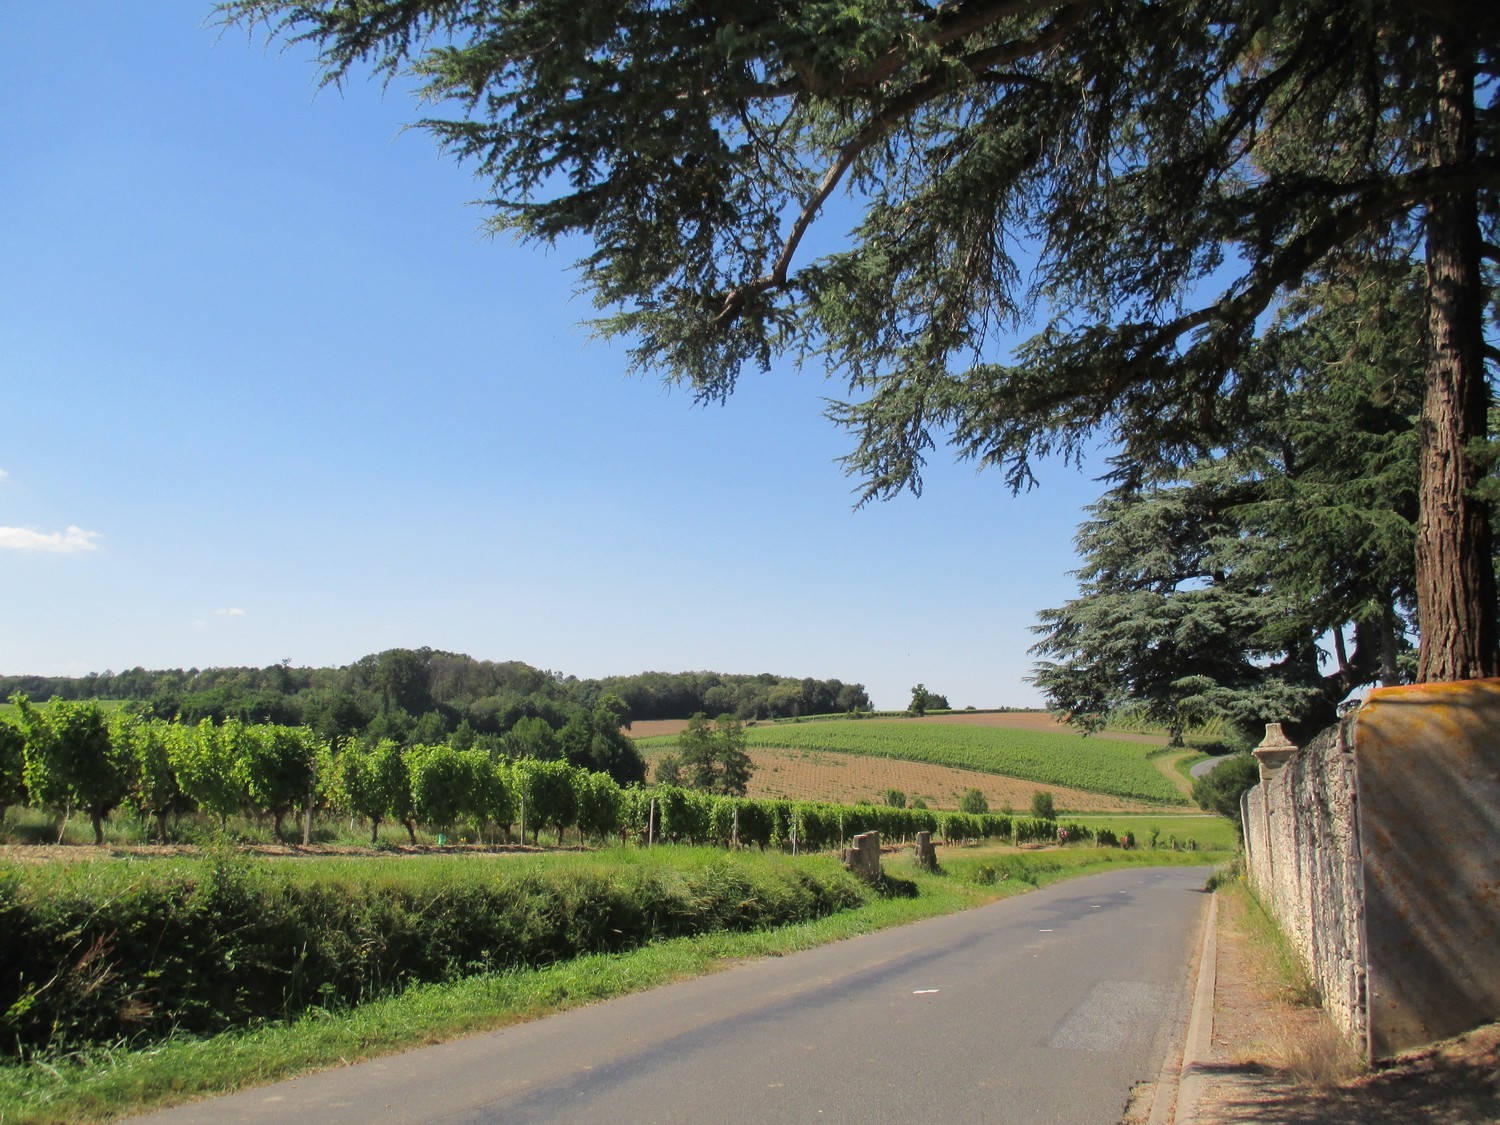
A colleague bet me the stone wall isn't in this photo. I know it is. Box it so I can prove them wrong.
[1243,678,1500,1059]
[1241,720,1367,1047]
[1352,679,1500,1058]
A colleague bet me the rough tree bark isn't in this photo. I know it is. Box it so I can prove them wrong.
[1415,30,1498,682]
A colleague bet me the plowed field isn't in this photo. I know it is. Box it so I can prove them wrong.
[630,711,1182,810]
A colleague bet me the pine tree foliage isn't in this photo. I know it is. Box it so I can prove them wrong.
[1032,262,1423,741]
[221,0,1500,679]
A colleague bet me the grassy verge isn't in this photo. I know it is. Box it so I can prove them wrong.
[1226,871,1321,1007]
[1071,813,1239,852]
[0,845,1224,1124]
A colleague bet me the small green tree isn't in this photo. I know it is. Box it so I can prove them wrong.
[958,788,989,816]
[1030,791,1057,821]
[883,788,907,809]
[715,715,753,798]
[170,719,247,830]
[502,715,559,760]
[678,713,718,791]
[462,749,512,842]
[675,713,754,795]
[375,739,418,843]
[14,696,130,844]
[238,724,318,840]
[1192,755,1262,826]
[331,738,415,843]
[653,754,684,787]
[113,714,182,842]
[576,771,623,844]
[518,758,580,845]
[409,744,469,837]
[909,685,951,716]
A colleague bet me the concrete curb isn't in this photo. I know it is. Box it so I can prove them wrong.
[1172,891,1219,1124]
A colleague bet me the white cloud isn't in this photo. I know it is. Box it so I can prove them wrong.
[0,469,9,482]
[0,525,102,552]
[211,608,246,617]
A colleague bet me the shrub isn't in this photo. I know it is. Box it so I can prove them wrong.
[1056,822,1089,845]
[0,850,870,1056]
[1192,753,1261,823]
[958,788,989,815]
[1029,790,1056,821]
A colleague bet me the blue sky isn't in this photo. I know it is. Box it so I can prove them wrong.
[0,1,1108,710]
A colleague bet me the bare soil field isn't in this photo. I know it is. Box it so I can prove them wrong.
[630,711,1178,811]
[634,744,1167,813]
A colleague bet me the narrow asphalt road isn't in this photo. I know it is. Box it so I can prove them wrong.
[132,866,1210,1125]
[1190,755,1234,779]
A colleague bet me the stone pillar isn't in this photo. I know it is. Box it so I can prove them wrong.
[842,831,882,881]
[1253,722,1299,782]
[913,830,938,870]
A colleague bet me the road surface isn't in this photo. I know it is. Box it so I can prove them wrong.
[1190,755,1235,779]
[134,865,1210,1125]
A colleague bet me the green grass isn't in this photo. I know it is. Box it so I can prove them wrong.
[1070,813,1240,852]
[642,719,1188,804]
[0,845,1225,1124]
[1227,872,1321,1006]
[1173,750,1213,782]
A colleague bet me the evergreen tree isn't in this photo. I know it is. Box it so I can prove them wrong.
[223,0,1500,682]
[1032,261,1422,742]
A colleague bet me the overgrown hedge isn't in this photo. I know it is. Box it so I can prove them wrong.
[0,850,868,1056]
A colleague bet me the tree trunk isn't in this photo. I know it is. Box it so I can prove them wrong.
[1381,602,1401,687]
[91,809,105,846]
[1416,31,1498,682]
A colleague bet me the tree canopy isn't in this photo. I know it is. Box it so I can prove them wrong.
[0,651,866,737]
[223,0,1500,683]
[674,712,755,797]
[1032,259,1423,740]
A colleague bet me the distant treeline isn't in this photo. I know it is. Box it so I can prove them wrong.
[0,650,871,749]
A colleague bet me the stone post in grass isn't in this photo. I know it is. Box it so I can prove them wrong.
[913,830,938,870]
[843,831,882,882]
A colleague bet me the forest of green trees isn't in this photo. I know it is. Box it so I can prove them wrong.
[0,650,870,752]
